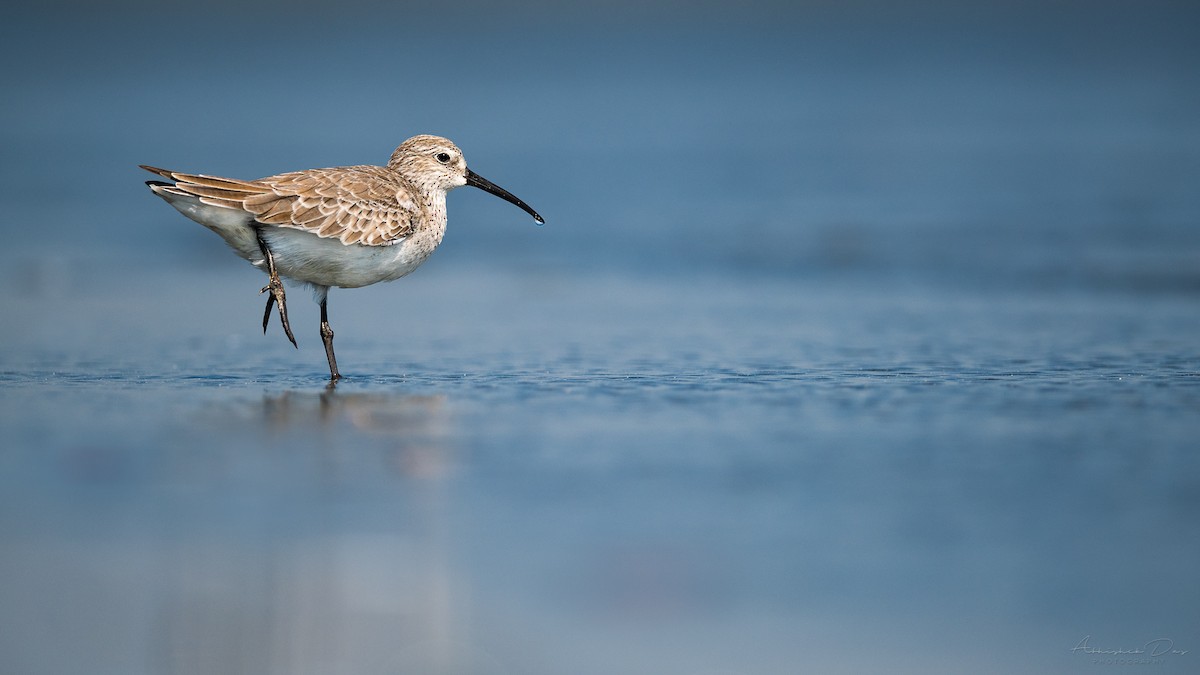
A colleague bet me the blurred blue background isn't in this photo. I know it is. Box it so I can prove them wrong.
[2,1,1199,673]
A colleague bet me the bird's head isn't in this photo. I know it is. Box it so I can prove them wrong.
[389,135,543,225]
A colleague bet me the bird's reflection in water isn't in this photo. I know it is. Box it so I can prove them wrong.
[154,390,485,675]
[260,389,457,480]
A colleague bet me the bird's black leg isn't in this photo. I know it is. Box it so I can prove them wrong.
[319,293,341,382]
[256,229,297,348]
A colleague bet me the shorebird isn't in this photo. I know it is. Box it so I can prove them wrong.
[141,134,543,382]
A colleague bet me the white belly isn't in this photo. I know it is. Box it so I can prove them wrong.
[261,227,434,288]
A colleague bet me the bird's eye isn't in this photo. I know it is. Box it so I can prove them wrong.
[435,152,451,164]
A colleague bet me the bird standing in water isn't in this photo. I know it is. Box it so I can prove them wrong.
[141,135,544,382]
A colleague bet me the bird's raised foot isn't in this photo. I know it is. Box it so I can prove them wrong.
[262,292,275,334]
[255,228,297,349]
[260,275,297,348]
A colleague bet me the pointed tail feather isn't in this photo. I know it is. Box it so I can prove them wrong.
[139,165,176,180]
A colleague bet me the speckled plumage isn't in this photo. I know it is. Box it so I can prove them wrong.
[140,134,543,381]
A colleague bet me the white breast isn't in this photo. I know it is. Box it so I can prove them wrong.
[261,227,441,289]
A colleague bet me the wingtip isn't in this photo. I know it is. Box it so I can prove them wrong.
[139,164,174,180]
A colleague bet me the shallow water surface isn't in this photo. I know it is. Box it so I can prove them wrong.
[2,263,1198,674]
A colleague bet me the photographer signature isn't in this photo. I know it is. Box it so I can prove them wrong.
[1072,635,1188,658]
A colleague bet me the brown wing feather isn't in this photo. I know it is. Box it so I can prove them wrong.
[139,164,418,246]
[248,166,418,245]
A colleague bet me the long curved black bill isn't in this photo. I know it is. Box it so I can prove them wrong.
[466,169,544,225]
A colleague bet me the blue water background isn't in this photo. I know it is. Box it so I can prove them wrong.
[2,2,1199,673]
